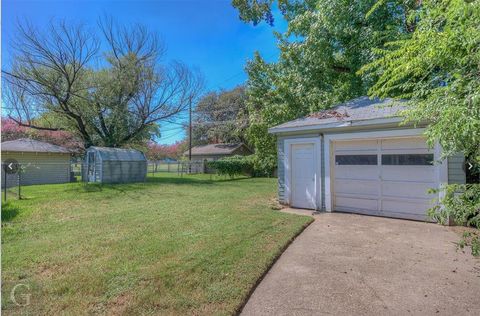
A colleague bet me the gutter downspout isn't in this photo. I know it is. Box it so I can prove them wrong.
[313,133,326,213]
[320,133,326,212]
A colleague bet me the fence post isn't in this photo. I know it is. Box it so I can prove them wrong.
[3,165,7,202]
[18,172,21,200]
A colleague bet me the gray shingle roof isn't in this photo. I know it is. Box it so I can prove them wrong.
[88,147,146,161]
[185,143,246,156]
[1,138,70,153]
[269,97,406,133]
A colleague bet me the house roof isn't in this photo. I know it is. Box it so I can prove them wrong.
[184,143,248,156]
[1,138,71,153]
[88,146,146,161]
[269,97,406,134]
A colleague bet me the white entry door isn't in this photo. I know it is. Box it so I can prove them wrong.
[291,143,317,209]
[332,137,437,221]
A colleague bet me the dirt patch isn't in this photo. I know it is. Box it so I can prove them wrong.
[449,225,478,237]
[268,197,284,211]
[37,263,71,279]
[107,292,133,316]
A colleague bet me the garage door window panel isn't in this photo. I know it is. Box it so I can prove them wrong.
[335,155,378,165]
[382,154,434,166]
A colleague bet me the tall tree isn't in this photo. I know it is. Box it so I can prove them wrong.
[190,86,249,146]
[2,18,204,148]
[235,0,418,168]
[360,0,480,167]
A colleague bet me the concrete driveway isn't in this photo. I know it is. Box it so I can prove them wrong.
[242,212,480,315]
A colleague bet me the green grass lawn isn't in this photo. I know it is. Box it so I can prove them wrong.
[1,174,312,315]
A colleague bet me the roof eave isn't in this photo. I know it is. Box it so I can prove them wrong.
[1,149,71,154]
[268,117,404,134]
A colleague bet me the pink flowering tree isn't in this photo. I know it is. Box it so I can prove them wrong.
[1,118,83,152]
[145,141,185,161]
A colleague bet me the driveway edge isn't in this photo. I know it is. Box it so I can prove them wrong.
[234,214,315,315]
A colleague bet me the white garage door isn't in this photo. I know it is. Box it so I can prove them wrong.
[291,143,317,209]
[333,137,436,221]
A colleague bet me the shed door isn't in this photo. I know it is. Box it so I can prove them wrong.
[291,143,317,210]
[87,152,96,182]
[332,137,436,221]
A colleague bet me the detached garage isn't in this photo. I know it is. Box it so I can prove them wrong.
[270,97,466,221]
[1,138,72,187]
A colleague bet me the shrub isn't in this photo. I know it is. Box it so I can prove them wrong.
[429,184,480,256]
[207,155,254,178]
[250,153,276,177]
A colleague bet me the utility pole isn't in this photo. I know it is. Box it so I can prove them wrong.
[188,95,192,174]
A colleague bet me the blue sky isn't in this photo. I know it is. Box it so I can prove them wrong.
[2,0,286,144]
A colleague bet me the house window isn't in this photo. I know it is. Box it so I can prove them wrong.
[335,155,378,165]
[382,154,434,166]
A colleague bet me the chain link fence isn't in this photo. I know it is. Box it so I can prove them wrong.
[1,161,77,201]
[147,160,216,175]
[1,159,219,200]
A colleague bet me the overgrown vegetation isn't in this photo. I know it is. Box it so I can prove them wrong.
[207,155,275,178]
[1,174,312,314]
[429,184,480,256]
[207,155,254,178]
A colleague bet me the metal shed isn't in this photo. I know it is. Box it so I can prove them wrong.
[83,147,147,183]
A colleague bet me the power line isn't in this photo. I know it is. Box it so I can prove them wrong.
[159,130,185,141]
[191,119,246,126]
[159,126,185,132]
[205,51,278,91]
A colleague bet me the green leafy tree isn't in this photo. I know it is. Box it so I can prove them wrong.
[360,0,480,165]
[191,86,249,146]
[236,0,417,168]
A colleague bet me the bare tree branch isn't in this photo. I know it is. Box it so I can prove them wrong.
[2,17,204,147]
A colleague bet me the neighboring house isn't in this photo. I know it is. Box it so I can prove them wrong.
[1,138,72,187]
[185,143,253,161]
[184,143,253,173]
[269,96,466,222]
[83,147,147,184]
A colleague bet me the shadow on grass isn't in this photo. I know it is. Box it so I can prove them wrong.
[147,175,215,185]
[68,183,104,193]
[147,175,252,185]
[61,175,253,196]
[1,202,20,222]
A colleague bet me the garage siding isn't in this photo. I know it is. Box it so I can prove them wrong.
[277,138,286,203]
[1,152,71,187]
[448,153,466,184]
